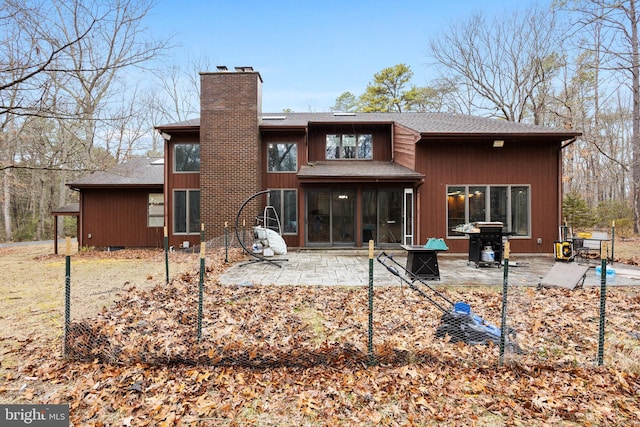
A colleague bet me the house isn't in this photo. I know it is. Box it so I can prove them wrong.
[66,156,165,249]
[68,66,581,254]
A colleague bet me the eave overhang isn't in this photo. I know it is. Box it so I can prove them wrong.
[297,161,424,184]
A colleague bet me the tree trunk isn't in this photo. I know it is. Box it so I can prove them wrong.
[630,0,640,233]
[2,169,12,240]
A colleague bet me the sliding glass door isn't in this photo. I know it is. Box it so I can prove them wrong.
[307,189,355,246]
[306,187,412,247]
[361,188,411,246]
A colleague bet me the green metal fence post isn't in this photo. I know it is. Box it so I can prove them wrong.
[610,221,615,263]
[64,237,71,357]
[198,241,205,341]
[597,241,608,366]
[367,240,375,366]
[224,221,229,263]
[164,226,169,285]
[499,241,510,366]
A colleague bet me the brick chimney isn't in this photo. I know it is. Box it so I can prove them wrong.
[200,67,263,237]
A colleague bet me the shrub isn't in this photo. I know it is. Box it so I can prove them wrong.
[13,218,38,242]
[562,191,596,228]
[595,199,633,232]
[63,216,77,237]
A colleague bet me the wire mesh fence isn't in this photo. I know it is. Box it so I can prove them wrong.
[503,277,640,369]
[61,236,640,373]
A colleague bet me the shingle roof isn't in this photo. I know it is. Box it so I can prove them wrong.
[265,112,580,137]
[51,203,80,215]
[156,118,199,129]
[298,161,424,182]
[157,112,580,138]
[68,157,164,188]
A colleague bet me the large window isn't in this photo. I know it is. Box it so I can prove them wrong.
[174,190,200,234]
[268,189,297,234]
[325,134,372,159]
[447,185,530,237]
[148,193,164,227]
[174,143,200,172]
[267,143,297,172]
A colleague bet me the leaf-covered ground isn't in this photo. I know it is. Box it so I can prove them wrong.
[1,245,640,425]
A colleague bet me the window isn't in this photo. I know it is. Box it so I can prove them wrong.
[174,143,200,172]
[148,193,164,227]
[358,134,373,159]
[174,190,200,234]
[268,189,297,234]
[511,186,529,236]
[268,143,297,172]
[446,185,530,237]
[325,134,372,159]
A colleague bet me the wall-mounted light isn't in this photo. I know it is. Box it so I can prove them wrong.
[493,140,504,148]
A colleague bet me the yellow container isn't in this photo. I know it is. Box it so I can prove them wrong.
[554,241,572,260]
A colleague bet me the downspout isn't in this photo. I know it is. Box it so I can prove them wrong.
[561,136,577,150]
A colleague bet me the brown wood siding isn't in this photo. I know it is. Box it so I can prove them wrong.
[415,138,561,253]
[262,131,305,189]
[79,188,164,248]
[392,123,418,169]
[165,132,200,248]
[307,124,392,162]
[262,131,306,247]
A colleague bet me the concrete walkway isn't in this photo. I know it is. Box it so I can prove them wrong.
[219,249,640,288]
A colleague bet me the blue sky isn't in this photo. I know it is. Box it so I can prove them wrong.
[149,0,536,113]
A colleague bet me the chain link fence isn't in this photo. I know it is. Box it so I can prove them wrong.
[61,236,639,372]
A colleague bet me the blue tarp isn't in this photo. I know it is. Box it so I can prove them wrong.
[424,238,448,251]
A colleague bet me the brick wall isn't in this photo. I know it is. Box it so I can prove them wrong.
[200,70,264,239]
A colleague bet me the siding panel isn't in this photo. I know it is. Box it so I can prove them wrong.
[81,188,164,248]
[166,131,201,248]
[392,123,418,169]
[307,124,392,162]
[416,138,561,253]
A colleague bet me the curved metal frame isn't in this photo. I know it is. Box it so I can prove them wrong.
[235,190,287,268]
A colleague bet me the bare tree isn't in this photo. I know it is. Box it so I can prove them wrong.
[47,0,170,168]
[566,0,640,232]
[142,56,210,152]
[428,5,563,124]
[0,0,171,241]
[0,0,95,118]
